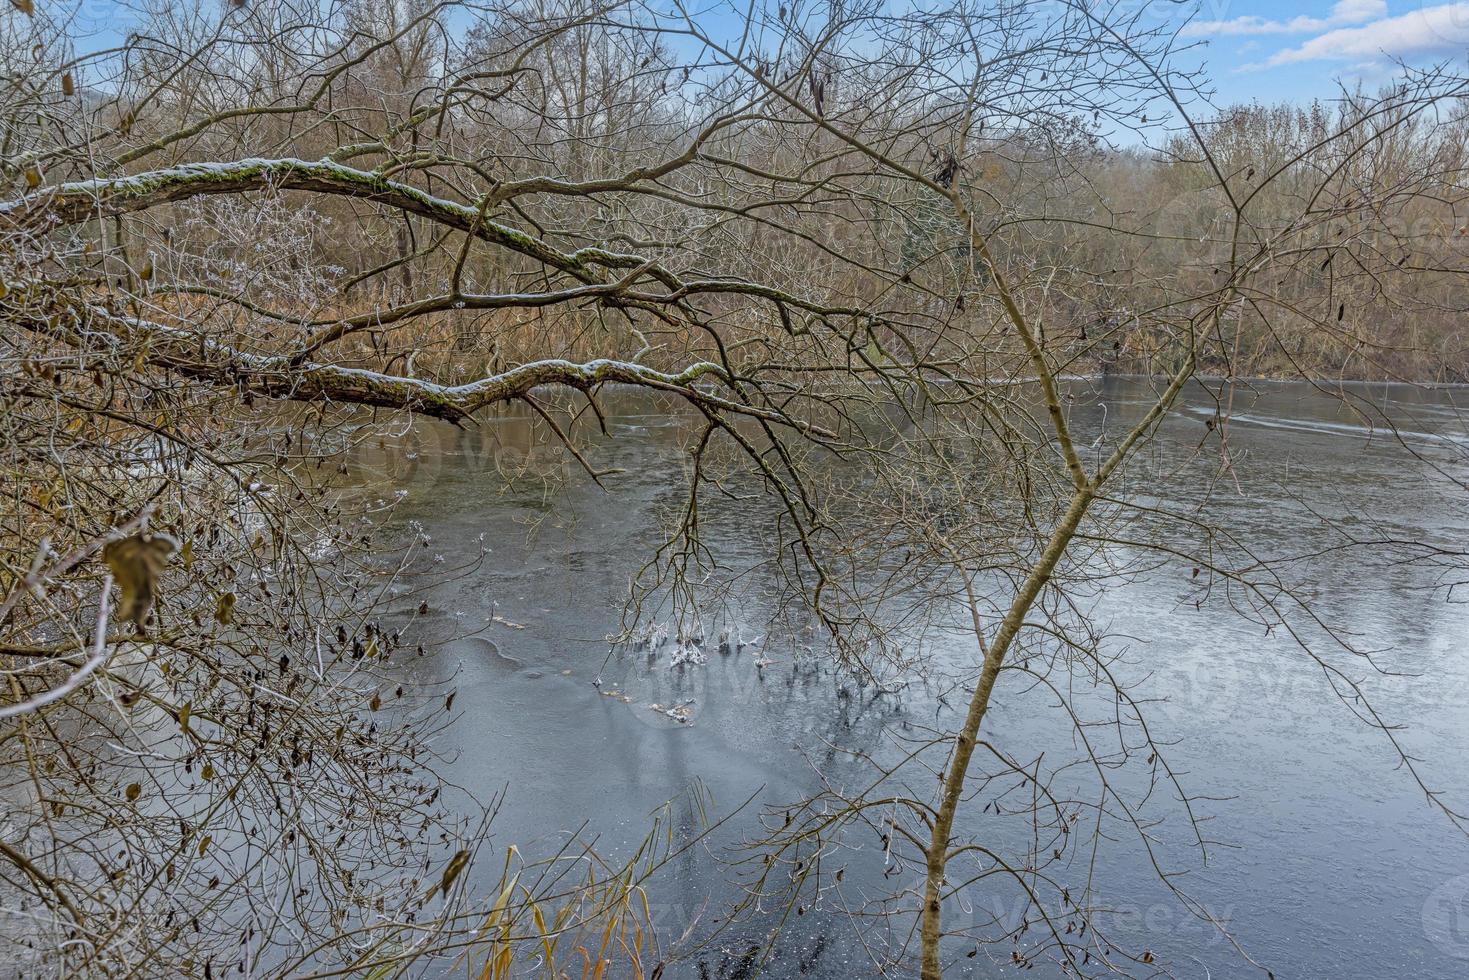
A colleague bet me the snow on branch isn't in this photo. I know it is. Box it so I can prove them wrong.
[19,299,831,432]
[0,157,865,323]
[0,158,637,284]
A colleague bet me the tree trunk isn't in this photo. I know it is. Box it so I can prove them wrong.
[919,487,1095,979]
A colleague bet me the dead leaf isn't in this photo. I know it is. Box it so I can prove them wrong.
[103,532,178,629]
[429,849,470,899]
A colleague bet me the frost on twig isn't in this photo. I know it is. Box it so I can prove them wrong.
[0,574,114,721]
[668,638,707,669]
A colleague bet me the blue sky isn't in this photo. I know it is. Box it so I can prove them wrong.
[1167,0,1469,105]
[55,1,1469,110]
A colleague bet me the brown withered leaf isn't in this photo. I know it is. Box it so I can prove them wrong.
[9,0,33,17]
[427,849,470,900]
[103,532,179,630]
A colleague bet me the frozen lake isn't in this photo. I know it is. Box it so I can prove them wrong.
[369,377,1469,979]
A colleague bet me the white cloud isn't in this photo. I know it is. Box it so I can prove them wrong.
[1267,3,1469,65]
[1183,0,1386,38]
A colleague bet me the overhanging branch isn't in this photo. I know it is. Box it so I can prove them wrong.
[0,157,635,284]
[14,297,832,433]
